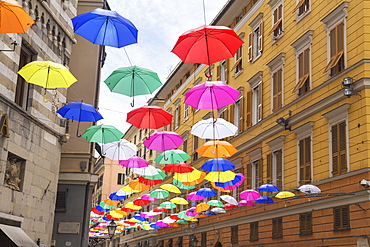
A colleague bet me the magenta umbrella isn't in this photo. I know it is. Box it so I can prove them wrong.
[141,194,159,201]
[239,189,261,201]
[119,156,148,168]
[186,192,206,201]
[238,200,256,207]
[143,131,184,151]
[220,173,245,191]
[184,81,240,109]
[186,207,199,217]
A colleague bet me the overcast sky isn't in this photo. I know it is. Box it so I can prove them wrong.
[98,0,228,134]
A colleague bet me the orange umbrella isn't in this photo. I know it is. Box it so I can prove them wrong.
[129,179,150,191]
[194,214,207,219]
[211,183,232,192]
[104,199,119,206]
[196,141,237,158]
[0,0,34,33]
[195,203,210,213]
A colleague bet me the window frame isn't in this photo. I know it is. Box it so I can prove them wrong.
[295,0,310,22]
[267,53,285,113]
[231,225,238,243]
[248,13,264,63]
[183,103,189,122]
[266,136,285,189]
[192,135,199,161]
[232,33,245,77]
[268,0,284,41]
[117,173,125,185]
[250,222,259,241]
[299,212,313,235]
[248,71,263,126]
[333,205,350,231]
[272,217,283,238]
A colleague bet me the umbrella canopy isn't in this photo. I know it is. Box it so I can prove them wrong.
[71,8,137,48]
[176,220,189,225]
[238,200,256,207]
[275,191,295,199]
[186,192,206,201]
[18,61,77,89]
[173,168,205,183]
[239,190,261,201]
[81,124,124,144]
[101,139,136,160]
[170,197,189,205]
[121,186,141,193]
[128,179,150,191]
[119,156,148,168]
[255,196,274,204]
[197,141,238,158]
[160,184,181,194]
[171,25,244,65]
[222,203,238,209]
[133,198,150,206]
[202,210,216,216]
[205,171,236,183]
[138,176,162,186]
[159,202,177,209]
[298,184,321,193]
[109,192,126,201]
[211,207,227,214]
[184,81,240,109]
[0,0,34,33]
[141,169,166,180]
[196,188,217,197]
[220,195,238,205]
[143,131,184,151]
[207,200,224,207]
[258,184,280,193]
[215,173,245,188]
[153,207,168,213]
[125,202,142,210]
[133,215,146,221]
[163,162,194,173]
[202,158,235,172]
[155,150,191,164]
[57,102,103,122]
[191,118,238,139]
[150,189,170,199]
[127,105,172,129]
[173,179,197,190]
[195,203,210,213]
[104,66,162,106]
[132,165,159,176]
[141,194,159,201]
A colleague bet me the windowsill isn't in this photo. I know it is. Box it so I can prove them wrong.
[272,235,283,238]
[296,10,311,23]
[299,232,313,235]
[250,238,259,241]
[333,228,350,232]
[272,33,284,44]
[251,54,262,63]
[183,118,188,123]
[234,69,243,79]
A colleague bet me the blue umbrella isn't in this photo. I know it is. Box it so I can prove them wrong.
[257,184,280,192]
[71,8,138,48]
[57,102,103,136]
[201,158,235,172]
[133,215,147,221]
[202,210,216,216]
[149,223,162,229]
[255,196,274,204]
[109,191,126,201]
[215,173,243,187]
[196,188,217,197]
[95,205,110,212]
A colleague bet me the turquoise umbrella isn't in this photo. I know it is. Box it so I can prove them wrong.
[81,124,124,144]
[155,149,191,164]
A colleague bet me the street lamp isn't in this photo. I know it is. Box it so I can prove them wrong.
[107,220,117,247]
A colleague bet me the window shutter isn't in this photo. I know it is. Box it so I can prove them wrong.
[246,162,252,189]
[299,140,305,184]
[258,159,263,186]
[258,83,263,121]
[306,212,312,232]
[231,226,238,243]
[248,32,253,62]
[299,213,305,232]
[305,137,311,183]
[258,22,263,53]
[56,191,67,212]
[216,65,221,81]
[293,0,306,12]
[177,105,181,127]
[331,124,339,175]
[267,154,272,184]
[277,69,282,109]
[339,122,347,173]
[246,91,252,128]
[342,205,350,229]
[225,59,229,84]
[276,150,283,189]
[229,104,235,125]
[333,207,341,230]
[239,97,244,133]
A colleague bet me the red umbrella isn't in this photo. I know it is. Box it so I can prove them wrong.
[120,207,136,213]
[163,162,194,173]
[127,105,173,129]
[133,198,150,206]
[169,214,182,220]
[138,176,163,185]
[91,207,104,215]
[222,203,238,209]
[171,25,244,65]
[153,207,169,213]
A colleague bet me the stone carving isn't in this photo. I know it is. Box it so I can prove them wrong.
[4,157,22,191]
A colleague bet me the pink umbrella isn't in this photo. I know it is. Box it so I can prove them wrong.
[239,190,261,201]
[156,221,169,227]
[186,192,206,201]
[143,131,184,151]
[220,174,245,191]
[141,194,159,201]
[184,81,240,109]
[186,207,199,217]
[140,213,154,218]
[238,200,256,207]
[119,156,148,168]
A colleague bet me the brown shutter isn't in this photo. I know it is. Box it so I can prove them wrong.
[177,105,181,127]
[293,0,306,12]
[56,191,67,212]
[246,162,252,189]
[267,154,272,184]
[342,205,350,229]
[339,122,347,173]
[305,137,311,183]
[258,83,263,121]
[258,158,263,186]
[299,139,304,185]
[273,72,278,111]
[246,91,252,128]
[248,32,253,62]
[277,69,282,109]
[225,59,229,84]
[299,213,305,233]
[216,65,221,81]
[229,104,235,125]
[333,207,341,230]
[239,97,244,133]
[239,165,245,191]
[331,124,339,175]
[306,212,312,232]
[258,22,263,53]
[276,150,283,189]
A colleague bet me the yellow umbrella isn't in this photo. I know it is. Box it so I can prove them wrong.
[170,197,189,205]
[185,217,198,222]
[128,219,143,223]
[109,211,124,219]
[211,183,232,192]
[160,184,181,194]
[121,186,141,193]
[125,202,142,210]
[196,141,237,158]
[114,209,129,216]
[204,171,236,183]
[173,168,204,183]
[195,203,210,213]
[275,191,295,199]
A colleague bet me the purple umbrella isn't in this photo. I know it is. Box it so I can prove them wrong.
[186,192,206,201]
[156,221,169,227]
[141,194,159,201]
[239,189,261,201]
[119,156,148,168]
[143,131,184,151]
[184,81,240,109]
[186,207,199,217]
[221,173,245,191]
[238,200,256,207]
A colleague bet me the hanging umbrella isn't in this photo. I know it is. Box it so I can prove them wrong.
[120,207,136,213]
[211,207,227,214]
[173,168,205,183]
[171,25,244,65]
[125,202,142,210]
[128,179,150,191]
[143,131,184,151]
[101,139,136,160]
[179,210,194,218]
[104,199,119,205]
[220,195,238,206]
[196,188,217,197]
[159,202,177,209]
[205,171,236,183]
[238,200,256,207]
[163,162,194,173]
[71,8,137,48]
[57,102,104,136]
[150,223,162,229]
[195,203,210,213]
[121,186,141,193]
[99,202,115,209]
[95,205,111,212]
[298,184,321,194]
[109,192,126,201]
[141,194,159,201]
[275,191,295,199]
[176,220,189,225]
[104,66,162,106]
[186,192,206,201]
[138,176,163,186]
[116,189,131,197]
[91,207,105,215]
[170,214,182,220]
[201,158,235,172]
[150,189,170,199]
[170,197,189,205]
[155,150,191,164]
[202,210,216,216]
[207,200,224,207]
[191,118,238,139]
[215,173,245,188]
[184,81,240,109]
[141,169,166,180]
[127,105,173,129]
[160,184,181,194]
[153,207,168,213]
[133,198,150,206]
[197,141,238,158]
[0,0,34,33]
[255,196,274,204]
[132,165,159,176]
[258,184,280,193]
[133,215,147,222]
[81,124,124,144]
[162,217,177,224]
[173,179,197,190]
[119,156,148,168]
[239,190,261,201]
[222,203,238,209]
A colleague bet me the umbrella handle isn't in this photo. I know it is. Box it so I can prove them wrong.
[43,93,49,103]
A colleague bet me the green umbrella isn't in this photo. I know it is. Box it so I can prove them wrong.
[207,200,224,207]
[142,169,166,180]
[99,201,115,209]
[159,201,177,209]
[176,220,189,224]
[178,211,191,219]
[81,124,124,143]
[104,65,162,107]
[173,179,196,190]
[155,150,191,164]
[150,189,170,199]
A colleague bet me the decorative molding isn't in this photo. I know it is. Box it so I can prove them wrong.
[321,2,349,30]
[266,53,286,73]
[266,135,285,151]
[249,12,263,28]
[247,71,263,88]
[322,103,350,124]
[291,30,314,54]
[246,147,261,162]
[267,0,282,8]
[292,121,314,138]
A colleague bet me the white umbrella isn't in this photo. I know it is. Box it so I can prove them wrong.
[220,195,238,205]
[211,207,226,214]
[132,165,159,176]
[162,217,176,223]
[148,210,162,216]
[101,139,136,160]
[116,189,132,196]
[298,184,321,193]
[191,118,238,139]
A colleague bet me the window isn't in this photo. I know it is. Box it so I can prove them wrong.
[232,33,244,76]
[267,53,285,113]
[250,222,259,240]
[55,191,67,212]
[247,71,263,126]
[268,1,283,40]
[300,212,312,234]
[117,173,125,185]
[125,167,130,176]
[133,135,136,145]
[232,95,244,133]
[246,148,262,189]
[267,150,283,189]
[166,108,172,131]
[192,136,199,161]
[184,104,189,122]
[219,107,228,122]
[220,60,228,83]
[331,121,347,175]
[252,160,261,189]
[174,104,180,129]
[167,239,173,247]
[248,13,263,62]
[272,217,283,238]
[176,237,183,247]
[201,232,207,247]
[182,138,188,155]
[97,175,103,189]
[333,205,350,230]
[294,0,310,18]
[231,225,238,243]
[299,137,311,185]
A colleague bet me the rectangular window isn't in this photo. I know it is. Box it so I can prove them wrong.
[252,83,262,125]
[201,232,207,247]
[234,98,244,133]
[174,105,180,129]
[293,48,310,96]
[97,175,104,189]
[176,237,183,247]
[232,45,243,74]
[270,4,283,38]
[182,138,188,155]
[252,160,262,189]
[267,150,283,189]
[272,69,282,112]
[300,212,313,234]
[299,137,311,185]
[324,22,345,76]
[250,222,259,240]
[331,121,347,175]
[184,104,189,121]
[133,135,136,145]
[220,60,228,83]
[249,23,264,62]
[55,191,67,212]
[231,225,238,243]
[193,136,199,161]
[295,0,310,16]
[272,217,283,238]
[334,205,350,230]
[16,45,34,109]
[167,239,173,247]
[117,173,125,185]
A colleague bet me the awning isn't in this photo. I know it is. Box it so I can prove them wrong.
[0,224,38,247]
